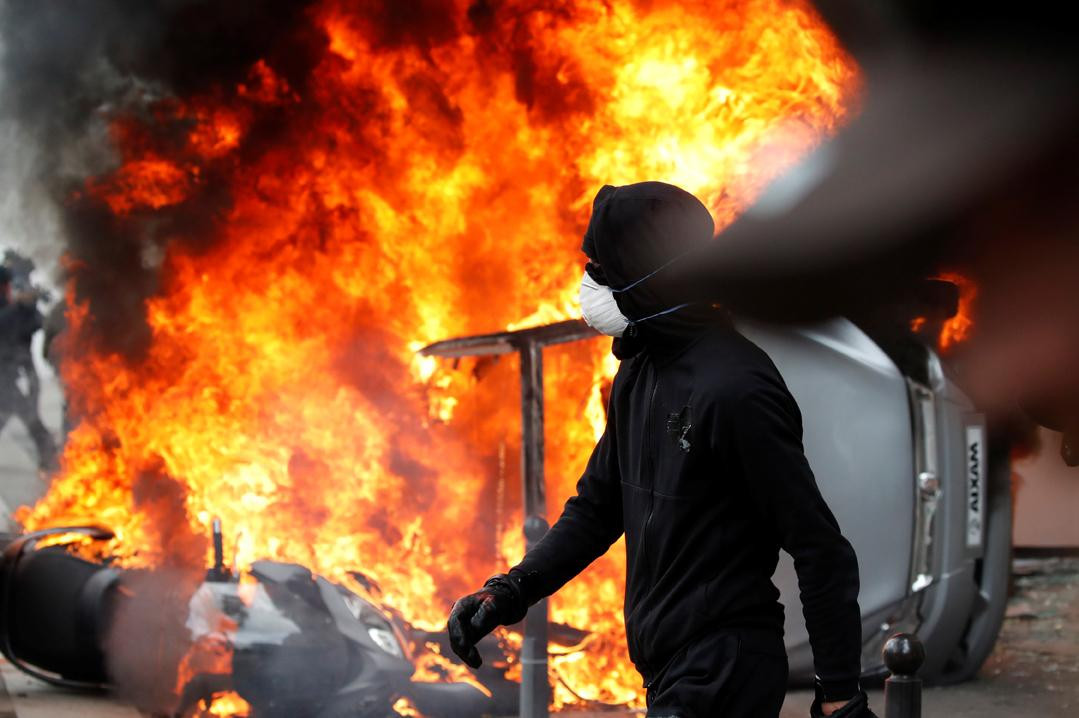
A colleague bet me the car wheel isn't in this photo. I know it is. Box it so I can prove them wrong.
[938,438,1013,683]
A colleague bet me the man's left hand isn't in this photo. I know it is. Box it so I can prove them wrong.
[810,690,878,718]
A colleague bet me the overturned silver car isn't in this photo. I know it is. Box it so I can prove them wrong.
[740,317,1009,685]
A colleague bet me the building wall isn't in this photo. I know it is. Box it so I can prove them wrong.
[1014,428,1079,547]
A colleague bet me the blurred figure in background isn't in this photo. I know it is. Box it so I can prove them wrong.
[42,296,71,437]
[42,297,66,373]
[0,250,57,472]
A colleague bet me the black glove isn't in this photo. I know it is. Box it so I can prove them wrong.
[810,686,878,718]
[447,573,528,668]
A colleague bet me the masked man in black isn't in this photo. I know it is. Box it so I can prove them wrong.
[448,182,873,718]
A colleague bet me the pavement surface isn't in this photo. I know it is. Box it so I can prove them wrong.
[784,560,1079,717]
[1,369,1077,716]
[0,661,139,718]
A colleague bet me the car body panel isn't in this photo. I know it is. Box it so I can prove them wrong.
[736,318,1001,685]
[915,363,984,677]
[736,318,916,667]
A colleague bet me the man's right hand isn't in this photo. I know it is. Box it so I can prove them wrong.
[447,573,527,668]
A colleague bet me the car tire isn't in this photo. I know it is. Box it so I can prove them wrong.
[938,439,1013,683]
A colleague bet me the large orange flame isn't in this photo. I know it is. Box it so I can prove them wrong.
[935,271,977,353]
[20,0,856,710]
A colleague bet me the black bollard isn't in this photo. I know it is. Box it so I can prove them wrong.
[882,633,926,718]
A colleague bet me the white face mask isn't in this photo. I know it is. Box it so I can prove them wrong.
[579,270,630,337]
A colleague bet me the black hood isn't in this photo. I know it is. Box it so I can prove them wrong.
[581,181,722,358]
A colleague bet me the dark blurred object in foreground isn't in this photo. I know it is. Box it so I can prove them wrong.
[695,2,1079,464]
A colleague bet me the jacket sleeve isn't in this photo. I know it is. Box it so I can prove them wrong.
[732,378,863,701]
[510,416,624,604]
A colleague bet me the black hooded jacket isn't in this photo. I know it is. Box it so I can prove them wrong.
[511,182,863,699]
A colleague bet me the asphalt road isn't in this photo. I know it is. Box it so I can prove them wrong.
[1,370,1076,717]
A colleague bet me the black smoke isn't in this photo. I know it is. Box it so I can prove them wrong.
[0,0,326,358]
[0,0,603,360]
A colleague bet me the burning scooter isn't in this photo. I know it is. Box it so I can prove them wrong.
[0,522,496,717]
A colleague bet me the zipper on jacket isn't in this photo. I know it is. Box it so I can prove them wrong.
[634,360,660,678]
[639,362,659,568]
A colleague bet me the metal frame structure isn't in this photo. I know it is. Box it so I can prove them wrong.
[420,319,599,718]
